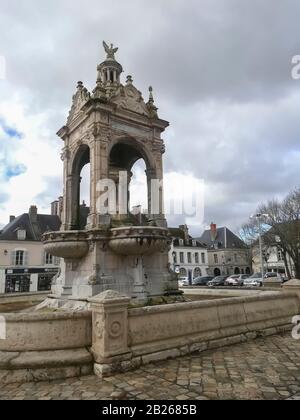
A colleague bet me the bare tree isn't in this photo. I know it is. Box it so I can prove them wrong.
[241,188,300,279]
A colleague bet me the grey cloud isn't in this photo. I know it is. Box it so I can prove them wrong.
[1,0,300,234]
[0,193,10,208]
[34,175,62,210]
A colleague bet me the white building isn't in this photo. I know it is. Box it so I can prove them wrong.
[198,223,252,277]
[252,244,293,277]
[169,225,209,281]
[0,206,61,294]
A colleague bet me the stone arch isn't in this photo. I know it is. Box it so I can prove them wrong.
[109,136,156,173]
[179,268,187,277]
[246,267,251,275]
[194,267,202,278]
[68,144,91,230]
[214,268,221,277]
[234,267,240,275]
[108,137,162,219]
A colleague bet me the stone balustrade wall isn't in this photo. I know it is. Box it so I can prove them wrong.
[90,290,300,378]
[0,310,93,384]
[1,286,300,384]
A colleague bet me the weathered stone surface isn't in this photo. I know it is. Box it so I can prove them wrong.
[94,363,113,378]
[190,342,208,353]
[0,366,82,385]
[0,311,92,352]
[9,348,92,368]
[80,365,93,377]
[282,279,300,299]
[111,390,128,400]
[0,333,299,400]
[88,290,130,304]
[142,349,181,365]
[120,358,141,372]
[0,351,20,367]
[128,291,300,354]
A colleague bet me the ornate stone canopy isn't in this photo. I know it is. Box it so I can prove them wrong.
[42,42,177,303]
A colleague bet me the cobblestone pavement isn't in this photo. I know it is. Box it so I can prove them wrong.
[0,333,300,400]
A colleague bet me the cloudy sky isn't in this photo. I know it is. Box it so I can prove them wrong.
[1,0,300,235]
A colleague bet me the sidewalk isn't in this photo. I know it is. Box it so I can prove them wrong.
[0,333,299,400]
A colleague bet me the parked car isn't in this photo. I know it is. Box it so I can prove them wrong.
[192,276,214,286]
[262,272,283,286]
[243,273,263,287]
[264,272,283,280]
[178,277,189,287]
[225,274,249,287]
[207,276,228,287]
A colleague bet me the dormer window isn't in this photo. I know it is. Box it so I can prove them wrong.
[179,239,184,246]
[17,229,26,240]
[192,240,197,247]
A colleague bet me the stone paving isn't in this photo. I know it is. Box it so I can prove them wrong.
[0,333,300,400]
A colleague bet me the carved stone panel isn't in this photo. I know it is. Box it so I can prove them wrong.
[112,84,150,116]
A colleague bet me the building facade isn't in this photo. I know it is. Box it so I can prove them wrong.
[251,244,293,277]
[0,206,61,294]
[198,223,251,277]
[169,225,209,280]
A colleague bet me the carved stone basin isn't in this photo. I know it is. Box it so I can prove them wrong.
[108,226,170,256]
[42,231,89,259]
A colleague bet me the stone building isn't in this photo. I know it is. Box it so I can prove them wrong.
[0,206,61,293]
[251,243,293,277]
[169,225,208,280]
[198,223,251,277]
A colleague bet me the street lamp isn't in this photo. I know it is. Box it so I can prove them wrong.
[250,213,269,284]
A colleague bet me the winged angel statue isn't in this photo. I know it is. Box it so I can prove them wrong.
[103,41,118,60]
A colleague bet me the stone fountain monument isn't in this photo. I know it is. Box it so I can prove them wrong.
[42,42,178,307]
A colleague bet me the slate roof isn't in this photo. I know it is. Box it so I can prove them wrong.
[0,213,61,242]
[198,227,247,250]
[169,227,207,248]
[168,228,185,240]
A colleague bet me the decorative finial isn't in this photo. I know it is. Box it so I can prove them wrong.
[126,75,133,85]
[77,81,83,89]
[148,86,154,103]
[147,86,158,118]
[102,41,118,60]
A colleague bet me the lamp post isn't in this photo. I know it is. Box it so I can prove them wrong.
[251,213,269,284]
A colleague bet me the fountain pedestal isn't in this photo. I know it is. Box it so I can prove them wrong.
[42,226,178,306]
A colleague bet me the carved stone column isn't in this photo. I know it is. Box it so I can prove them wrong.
[88,290,131,377]
[145,168,157,218]
[64,173,81,230]
[132,257,149,303]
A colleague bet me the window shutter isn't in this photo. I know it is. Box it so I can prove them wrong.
[23,251,28,266]
[11,251,16,266]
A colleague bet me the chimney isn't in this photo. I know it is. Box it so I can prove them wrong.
[51,200,59,216]
[29,205,38,222]
[210,222,217,241]
[179,224,189,241]
[9,215,15,223]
